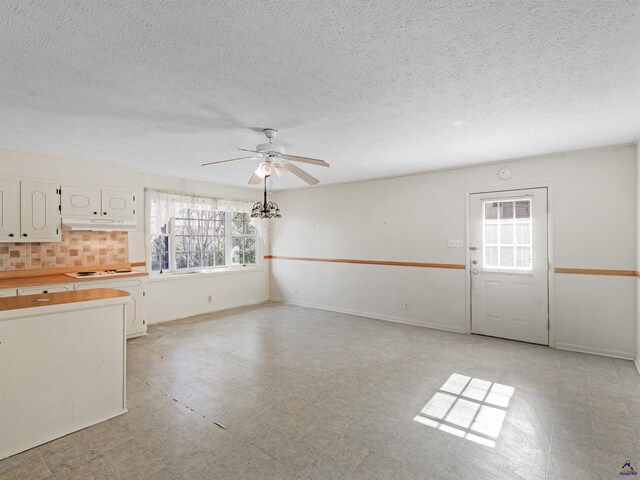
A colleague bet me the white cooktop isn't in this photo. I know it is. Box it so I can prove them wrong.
[65,270,139,279]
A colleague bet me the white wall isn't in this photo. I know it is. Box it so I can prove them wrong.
[636,143,640,372]
[0,149,269,323]
[270,144,638,359]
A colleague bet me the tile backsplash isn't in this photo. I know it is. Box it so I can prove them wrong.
[0,231,129,271]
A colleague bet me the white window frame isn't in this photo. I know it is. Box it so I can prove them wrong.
[148,210,260,276]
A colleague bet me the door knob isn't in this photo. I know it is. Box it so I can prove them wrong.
[473,268,479,275]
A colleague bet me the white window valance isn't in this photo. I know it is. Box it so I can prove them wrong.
[146,189,254,235]
[216,197,254,214]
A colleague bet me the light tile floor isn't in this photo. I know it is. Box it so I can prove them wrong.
[1,302,639,480]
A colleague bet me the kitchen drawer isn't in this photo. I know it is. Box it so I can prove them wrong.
[0,288,18,297]
[17,284,73,296]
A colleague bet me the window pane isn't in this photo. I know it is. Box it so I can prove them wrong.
[150,217,168,235]
[244,250,256,264]
[209,220,225,236]
[231,237,243,264]
[500,202,514,219]
[176,252,188,269]
[150,235,169,271]
[245,220,257,235]
[500,247,514,268]
[203,251,215,267]
[500,223,514,244]
[174,219,188,235]
[190,251,202,269]
[214,237,225,266]
[516,247,531,268]
[485,203,498,220]
[515,200,530,219]
[232,219,244,235]
[485,246,498,267]
[515,224,530,245]
[485,224,498,244]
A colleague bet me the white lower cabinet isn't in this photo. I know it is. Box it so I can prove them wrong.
[17,285,73,296]
[75,279,146,338]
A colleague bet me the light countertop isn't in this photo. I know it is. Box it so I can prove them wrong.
[0,288,130,312]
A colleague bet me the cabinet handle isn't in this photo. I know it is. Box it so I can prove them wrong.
[103,212,107,215]
[43,290,48,294]
[22,233,28,237]
[8,233,14,237]
[93,211,98,215]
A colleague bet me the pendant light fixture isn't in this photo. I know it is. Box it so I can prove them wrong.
[251,175,281,219]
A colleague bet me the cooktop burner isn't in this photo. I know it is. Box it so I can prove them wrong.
[65,270,136,278]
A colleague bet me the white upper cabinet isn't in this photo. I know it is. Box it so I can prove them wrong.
[61,186,101,217]
[19,182,61,242]
[101,189,136,219]
[0,179,20,241]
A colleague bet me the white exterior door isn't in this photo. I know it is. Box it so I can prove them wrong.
[19,182,61,241]
[61,186,101,217]
[0,179,20,241]
[470,188,549,345]
[101,189,136,218]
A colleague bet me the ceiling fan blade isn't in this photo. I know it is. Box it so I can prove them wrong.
[284,154,330,168]
[248,172,261,185]
[201,156,257,167]
[281,162,319,185]
[238,148,262,154]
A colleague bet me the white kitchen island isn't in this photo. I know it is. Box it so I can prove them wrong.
[0,288,129,460]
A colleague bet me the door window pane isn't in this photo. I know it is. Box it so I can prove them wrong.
[485,203,498,220]
[500,224,514,244]
[515,201,530,219]
[485,247,498,268]
[516,247,531,268]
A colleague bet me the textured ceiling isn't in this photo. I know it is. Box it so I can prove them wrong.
[1,1,639,189]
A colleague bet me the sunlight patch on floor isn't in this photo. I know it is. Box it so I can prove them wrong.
[413,373,514,448]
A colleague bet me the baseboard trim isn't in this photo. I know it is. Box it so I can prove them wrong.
[269,297,467,334]
[272,297,636,361]
[147,297,269,325]
[555,342,635,361]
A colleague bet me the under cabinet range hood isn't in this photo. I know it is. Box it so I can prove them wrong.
[61,217,137,231]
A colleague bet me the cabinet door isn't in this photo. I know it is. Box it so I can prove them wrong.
[20,182,61,242]
[101,189,136,218]
[61,186,101,217]
[0,179,20,241]
[74,281,146,338]
[124,286,146,338]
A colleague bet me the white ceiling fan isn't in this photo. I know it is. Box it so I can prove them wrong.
[201,129,330,185]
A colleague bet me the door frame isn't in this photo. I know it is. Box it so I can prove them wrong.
[464,182,556,348]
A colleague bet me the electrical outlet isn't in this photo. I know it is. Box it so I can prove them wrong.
[207,295,212,303]
[447,240,463,248]
[404,303,409,310]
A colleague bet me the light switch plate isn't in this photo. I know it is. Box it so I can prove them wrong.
[448,240,463,248]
